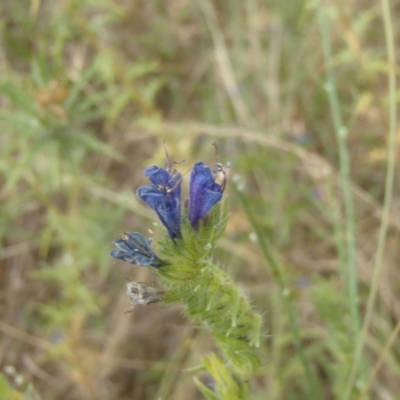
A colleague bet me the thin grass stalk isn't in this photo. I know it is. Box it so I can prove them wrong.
[357,318,400,400]
[198,0,253,127]
[316,0,361,371]
[234,186,321,398]
[320,180,348,285]
[344,0,397,397]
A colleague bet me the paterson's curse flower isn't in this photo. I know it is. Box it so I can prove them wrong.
[111,149,228,268]
[110,232,165,268]
[137,165,182,239]
[188,162,226,229]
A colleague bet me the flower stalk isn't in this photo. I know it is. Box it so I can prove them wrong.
[111,151,262,400]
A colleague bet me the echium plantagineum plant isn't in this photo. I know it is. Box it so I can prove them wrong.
[111,148,262,400]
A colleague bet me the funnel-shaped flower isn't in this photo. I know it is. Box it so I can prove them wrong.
[137,166,182,239]
[188,162,224,229]
[110,232,165,268]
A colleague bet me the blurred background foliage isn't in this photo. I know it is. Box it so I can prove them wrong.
[1,0,399,399]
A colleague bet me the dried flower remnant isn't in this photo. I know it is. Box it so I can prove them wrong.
[126,281,165,306]
[110,232,165,268]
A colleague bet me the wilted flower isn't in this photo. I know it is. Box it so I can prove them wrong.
[126,281,165,306]
[188,162,227,229]
[137,165,182,239]
[110,232,165,268]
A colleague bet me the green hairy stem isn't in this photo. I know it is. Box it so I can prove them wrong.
[152,203,262,399]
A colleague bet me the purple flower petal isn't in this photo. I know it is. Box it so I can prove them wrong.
[137,166,182,239]
[188,162,224,229]
[110,232,165,268]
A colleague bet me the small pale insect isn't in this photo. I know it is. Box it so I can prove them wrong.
[126,281,165,306]
[212,142,230,191]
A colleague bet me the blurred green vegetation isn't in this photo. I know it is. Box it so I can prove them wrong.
[1,0,399,399]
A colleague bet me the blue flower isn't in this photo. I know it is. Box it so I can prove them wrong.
[137,166,182,239]
[110,232,165,268]
[188,162,225,229]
